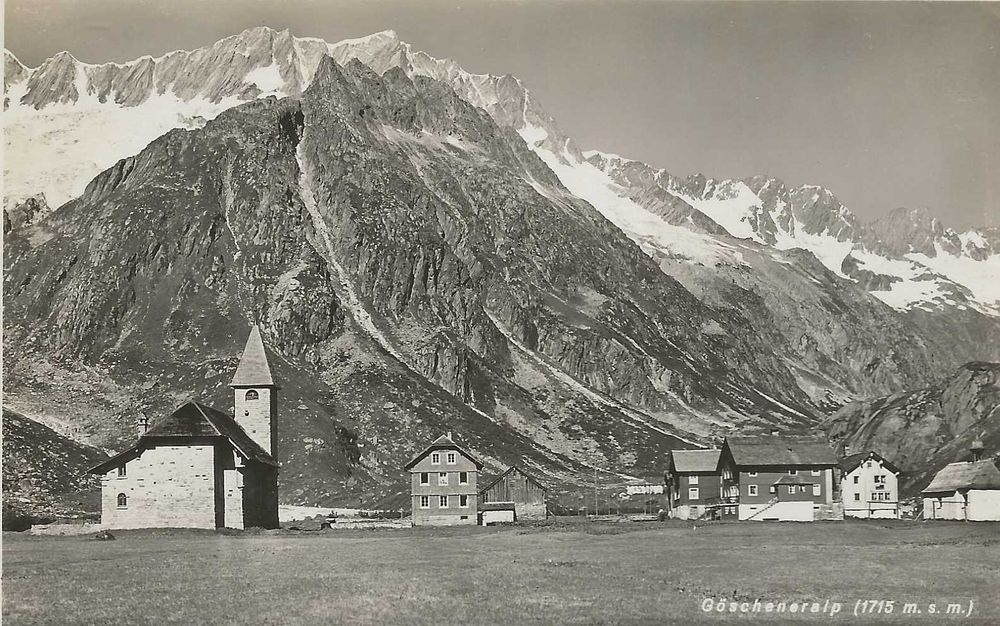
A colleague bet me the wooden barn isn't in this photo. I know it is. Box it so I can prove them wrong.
[478,466,547,523]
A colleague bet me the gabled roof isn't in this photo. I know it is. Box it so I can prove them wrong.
[671,449,721,473]
[724,436,837,467]
[88,400,277,473]
[922,460,1000,494]
[772,474,815,486]
[478,465,547,494]
[230,326,276,387]
[404,434,484,470]
[839,451,901,475]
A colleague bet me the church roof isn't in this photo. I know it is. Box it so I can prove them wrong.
[230,326,275,387]
[922,460,1000,494]
[88,400,277,473]
[404,434,484,470]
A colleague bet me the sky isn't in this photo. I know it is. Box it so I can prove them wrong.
[5,1,999,229]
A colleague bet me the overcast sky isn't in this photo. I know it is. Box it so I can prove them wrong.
[5,1,999,229]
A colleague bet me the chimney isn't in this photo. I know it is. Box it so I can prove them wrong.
[970,437,984,462]
[447,431,453,440]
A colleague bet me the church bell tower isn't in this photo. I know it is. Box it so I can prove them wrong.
[230,325,278,457]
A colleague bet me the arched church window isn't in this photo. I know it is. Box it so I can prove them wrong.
[117,493,128,509]
[245,390,259,401]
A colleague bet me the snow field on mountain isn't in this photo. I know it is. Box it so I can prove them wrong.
[908,245,1000,311]
[4,93,241,210]
[676,180,765,242]
[530,145,737,267]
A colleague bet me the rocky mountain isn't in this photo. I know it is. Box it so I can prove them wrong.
[5,54,825,510]
[2,408,108,526]
[4,27,999,510]
[824,363,1000,494]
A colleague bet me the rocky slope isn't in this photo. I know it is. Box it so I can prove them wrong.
[2,408,108,526]
[824,362,1000,494]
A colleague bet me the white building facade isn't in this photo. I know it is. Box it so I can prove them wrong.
[840,451,901,519]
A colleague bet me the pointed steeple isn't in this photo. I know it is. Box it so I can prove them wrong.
[230,326,275,387]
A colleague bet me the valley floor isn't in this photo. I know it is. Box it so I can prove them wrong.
[2,519,998,625]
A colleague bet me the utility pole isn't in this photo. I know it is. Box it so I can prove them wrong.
[594,464,599,517]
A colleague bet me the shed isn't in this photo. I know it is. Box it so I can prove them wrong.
[479,502,516,525]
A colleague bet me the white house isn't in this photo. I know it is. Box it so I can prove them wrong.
[922,443,1000,522]
[839,451,901,519]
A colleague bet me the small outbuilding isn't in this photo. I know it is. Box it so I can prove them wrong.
[479,502,516,525]
[921,445,1000,522]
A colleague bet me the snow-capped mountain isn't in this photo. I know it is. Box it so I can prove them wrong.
[8,25,993,321]
[579,151,1000,316]
[4,27,571,216]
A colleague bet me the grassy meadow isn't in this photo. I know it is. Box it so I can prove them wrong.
[3,519,998,625]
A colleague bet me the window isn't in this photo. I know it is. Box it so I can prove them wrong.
[117,464,127,477]
[854,493,860,501]
[245,389,259,401]
[688,488,699,500]
[689,475,699,485]
[447,452,456,465]
[420,472,429,485]
[431,452,440,465]
[459,472,468,485]
[788,469,798,476]
[788,485,796,495]
[438,472,449,486]
[460,495,469,508]
[799,485,807,493]
[769,486,777,494]
[874,475,886,485]
[853,476,859,484]
[812,484,821,496]
[420,495,430,508]
[866,461,873,468]
[811,469,821,476]
[439,495,449,508]
[116,493,128,509]
[748,484,758,496]
[748,471,758,477]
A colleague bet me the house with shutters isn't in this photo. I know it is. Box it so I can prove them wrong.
[406,433,483,526]
[922,440,1000,521]
[478,465,548,524]
[839,451,901,519]
[665,449,721,520]
[88,326,280,530]
[718,436,838,521]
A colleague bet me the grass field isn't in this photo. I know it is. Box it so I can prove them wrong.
[3,519,999,624]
